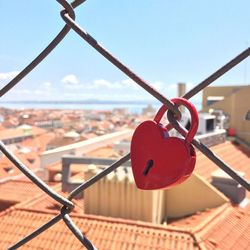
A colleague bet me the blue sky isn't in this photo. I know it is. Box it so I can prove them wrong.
[0,0,249,105]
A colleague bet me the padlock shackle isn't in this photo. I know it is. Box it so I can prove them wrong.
[154,103,181,124]
[154,97,198,143]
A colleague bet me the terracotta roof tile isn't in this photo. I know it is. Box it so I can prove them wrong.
[198,204,250,250]
[87,145,122,158]
[0,140,249,249]
[0,126,46,141]
[0,151,39,180]
[0,180,58,205]
[20,188,84,215]
[195,141,250,183]
[20,132,55,152]
[165,200,250,249]
[0,208,199,250]
[168,141,250,249]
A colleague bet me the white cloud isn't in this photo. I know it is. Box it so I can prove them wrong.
[169,83,177,89]
[61,74,79,86]
[88,78,140,90]
[43,81,51,87]
[34,90,44,95]
[93,79,114,88]
[121,79,133,85]
[12,89,32,95]
[81,78,179,101]
[120,79,140,89]
[0,71,20,81]
[152,81,165,91]
[28,81,54,98]
[41,81,53,91]
[121,79,134,87]
[1,75,188,102]
[186,82,194,90]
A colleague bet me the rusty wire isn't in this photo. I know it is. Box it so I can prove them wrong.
[1,1,250,249]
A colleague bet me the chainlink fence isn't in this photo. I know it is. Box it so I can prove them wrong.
[1,0,250,249]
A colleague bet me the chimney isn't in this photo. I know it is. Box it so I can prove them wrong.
[211,169,246,204]
[177,82,186,113]
[177,82,186,97]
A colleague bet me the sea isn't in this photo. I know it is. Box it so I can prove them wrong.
[0,101,202,115]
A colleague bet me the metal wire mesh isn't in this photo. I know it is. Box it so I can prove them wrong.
[1,0,250,249]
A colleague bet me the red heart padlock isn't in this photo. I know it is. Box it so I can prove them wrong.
[130,97,198,190]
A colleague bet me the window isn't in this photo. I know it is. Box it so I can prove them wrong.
[206,96,224,106]
[206,118,215,132]
[245,110,250,120]
[3,166,14,174]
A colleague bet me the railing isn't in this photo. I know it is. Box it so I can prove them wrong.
[1,1,250,249]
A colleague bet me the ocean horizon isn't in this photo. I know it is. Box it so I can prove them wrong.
[0,100,202,114]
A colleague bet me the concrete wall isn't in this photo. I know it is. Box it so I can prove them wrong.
[84,167,165,224]
[40,130,133,169]
[202,85,245,109]
[165,173,228,218]
[84,166,228,223]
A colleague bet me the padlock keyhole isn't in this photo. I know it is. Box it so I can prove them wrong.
[143,159,154,176]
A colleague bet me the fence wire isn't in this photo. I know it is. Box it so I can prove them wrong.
[0,0,250,249]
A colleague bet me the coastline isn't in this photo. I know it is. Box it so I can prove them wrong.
[0,101,202,114]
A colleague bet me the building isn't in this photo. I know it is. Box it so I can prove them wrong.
[0,125,46,145]
[0,101,249,249]
[202,85,250,144]
[0,139,249,249]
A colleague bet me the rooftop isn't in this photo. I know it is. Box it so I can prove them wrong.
[0,140,249,249]
[0,151,40,181]
[0,207,199,250]
[0,126,46,141]
[195,141,250,190]
[0,180,44,204]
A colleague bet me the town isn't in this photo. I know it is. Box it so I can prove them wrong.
[0,83,249,249]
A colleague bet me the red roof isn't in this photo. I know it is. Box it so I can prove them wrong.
[20,131,55,152]
[19,184,84,215]
[195,141,250,198]
[198,204,250,250]
[0,208,199,250]
[0,141,249,249]
[168,141,250,249]
[0,151,39,180]
[195,141,250,179]
[0,126,46,141]
[170,202,250,249]
[0,180,44,204]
